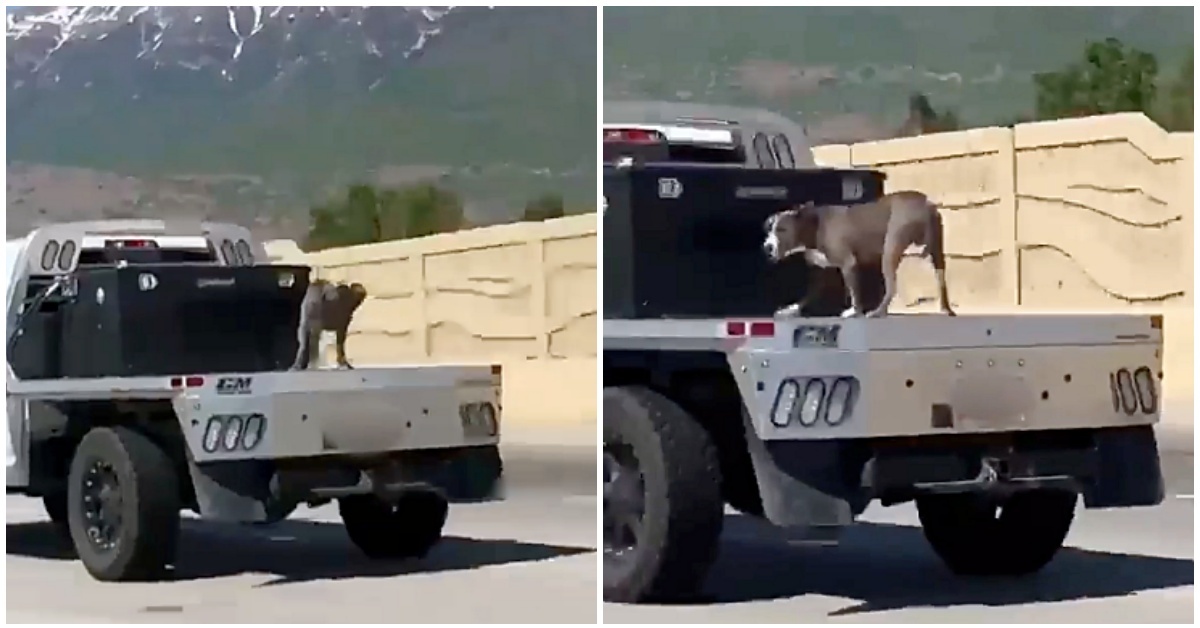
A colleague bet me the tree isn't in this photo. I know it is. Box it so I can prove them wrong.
[1162,52,1193,131]
[898,93,961,136]
[304,182,466,251]
[390,183,467,239]
[522,193,566,222]
[1033,38,1159,121]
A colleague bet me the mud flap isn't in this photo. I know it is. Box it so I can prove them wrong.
[1082,425,1166,508]
[740,407,868,528]
[189,458,279,522]
[406,445,506,503]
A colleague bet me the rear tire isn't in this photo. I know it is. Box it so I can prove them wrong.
[339,489,449,560]
[917,489,1077,576]
[603,386,724,604]
[66,427,181,582]
[42,491,68,527]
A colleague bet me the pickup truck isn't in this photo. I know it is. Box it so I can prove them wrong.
[601,102,1166,604]
[7,220,504,581]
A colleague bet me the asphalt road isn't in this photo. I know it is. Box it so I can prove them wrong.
[605,447,1194,624]
[5,445,598,624]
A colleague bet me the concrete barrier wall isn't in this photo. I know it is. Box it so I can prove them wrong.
[814,113,1194,407]
[265,214,597,435]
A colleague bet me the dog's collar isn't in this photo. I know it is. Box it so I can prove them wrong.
[780,245,832,268]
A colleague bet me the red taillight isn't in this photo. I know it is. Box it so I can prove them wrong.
[109,239,157,249]
[725,321,775,338]
[171,376,205,389]
[749,321,775,337]
[603,128,664,144]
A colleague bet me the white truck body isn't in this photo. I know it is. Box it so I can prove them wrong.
[604,313,1163,441]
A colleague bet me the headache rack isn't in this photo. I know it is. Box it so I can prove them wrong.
[603,163,887,320]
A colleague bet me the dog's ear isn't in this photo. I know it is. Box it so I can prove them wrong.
[793,204,819,225]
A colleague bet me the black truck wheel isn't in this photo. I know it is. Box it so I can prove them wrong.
[339,489,449,560]
[66,426,182,581]
[603,386,724,604]
[916,488,1078,576]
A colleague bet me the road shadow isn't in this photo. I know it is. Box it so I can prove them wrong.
[658,514,1193,615]
[7,518,593,587]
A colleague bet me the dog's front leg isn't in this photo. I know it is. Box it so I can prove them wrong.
[290,307,315,371]
[837,259,864,317]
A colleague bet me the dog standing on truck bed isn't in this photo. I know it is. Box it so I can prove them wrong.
[763,190,955,318]
[290,280,368,370]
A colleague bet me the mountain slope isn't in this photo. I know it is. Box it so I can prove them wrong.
[604,7,1193,141]
[7,6,597,235]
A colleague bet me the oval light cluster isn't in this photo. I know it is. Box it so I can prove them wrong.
[770,377,859,428]
[459,402,500,437]
[201,414,268,453]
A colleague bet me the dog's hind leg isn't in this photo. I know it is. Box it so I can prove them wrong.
[926,207,956,316]
[334,326,353,369]
[866,233,906,318]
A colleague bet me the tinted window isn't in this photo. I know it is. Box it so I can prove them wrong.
[57,240,77,270]
[666,144,745,164]
[40,240,60,271]
[772,134,796,168]
[751,133,777,169]
[77,247,218,267]
[235,239,255,265]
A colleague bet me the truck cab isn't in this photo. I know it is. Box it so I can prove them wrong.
[603,99,818,169]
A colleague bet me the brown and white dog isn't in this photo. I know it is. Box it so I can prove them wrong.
[763,190,955,318]
[289,279,369,370]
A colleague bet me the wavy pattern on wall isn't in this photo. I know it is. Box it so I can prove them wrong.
[1064,182,1170,206]
[1016,126,1187,308]
[1020,192,1179,228]
[1020,243,1185,304]
[425,270,540,360]
[545,235,598,358]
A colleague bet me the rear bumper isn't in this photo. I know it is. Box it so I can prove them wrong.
[745,425,1166,529]
[189,444,505,522]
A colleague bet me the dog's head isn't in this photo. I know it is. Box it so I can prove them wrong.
[346,282,368,311]
[763,203,820,262]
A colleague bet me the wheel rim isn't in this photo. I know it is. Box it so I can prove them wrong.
[603,442,645,564]
[80,460,123,552]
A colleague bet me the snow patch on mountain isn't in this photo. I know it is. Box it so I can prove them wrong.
[7,6,466,76]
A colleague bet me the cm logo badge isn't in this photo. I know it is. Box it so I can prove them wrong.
[216,376,253,395]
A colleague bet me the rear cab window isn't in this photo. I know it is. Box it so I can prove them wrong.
[76,236,220,268]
